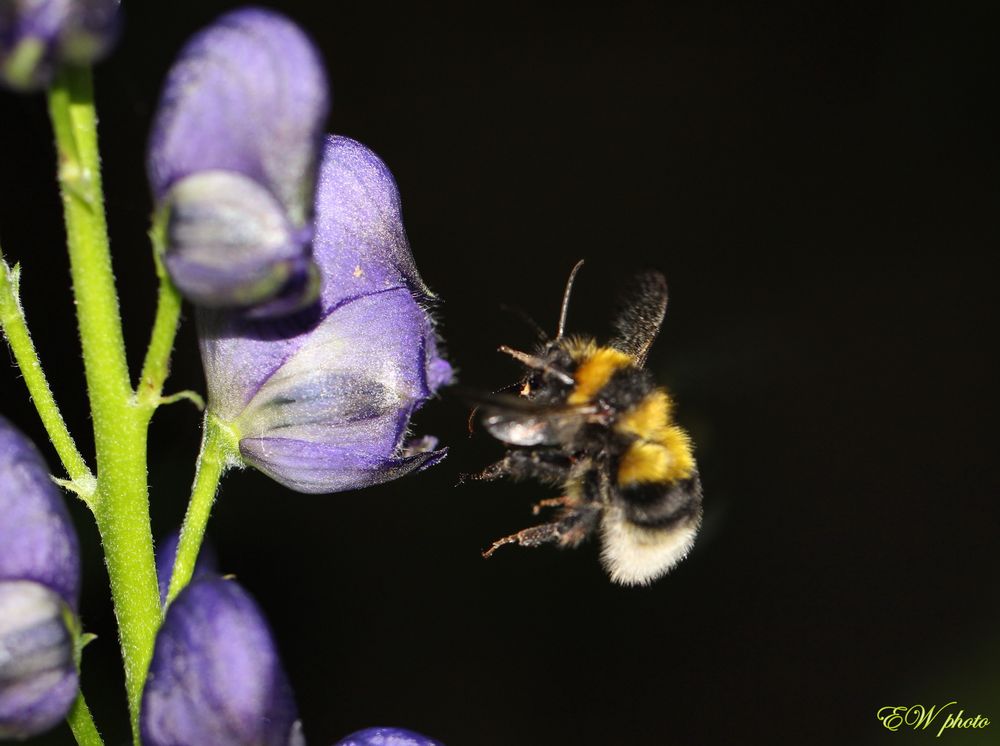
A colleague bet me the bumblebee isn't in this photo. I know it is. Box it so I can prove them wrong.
[473,261,702,586]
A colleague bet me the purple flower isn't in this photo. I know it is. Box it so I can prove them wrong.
[0,0,120,90]
[154,530,218,606]
[147,8,328,316]
[0,416,80,738]
[199,136,452,493]
[334,727,444,746]
[140,577,303,746]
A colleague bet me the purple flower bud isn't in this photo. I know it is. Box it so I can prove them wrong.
[0,582,78,739]
[141,577,304,746]
[0,416,80,738]
[0,0,120,91]
[0,417,79,612]
[147,8,328,316]
[199,136,452,493]
[334,727,444,746]
[0,582,79,739]
[154,530,219,606]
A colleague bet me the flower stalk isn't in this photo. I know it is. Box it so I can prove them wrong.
[0,249,95,500]
[165,414,236,606]
[137,218,184,411]
[66,692,104,746]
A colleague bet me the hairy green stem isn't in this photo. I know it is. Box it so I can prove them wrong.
[0,251,95,500]
[166,415,235,606]
[137,221,183,410]
[66,691,103,746]
[49,66,161,744]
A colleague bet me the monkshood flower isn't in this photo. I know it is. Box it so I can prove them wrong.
[154,530,218,606]
[0,416,80,738]
[147,8,328,316]
[199,136,452,493]
[140,577,304,746]
[334,727,444,746]
[0,0,120,90]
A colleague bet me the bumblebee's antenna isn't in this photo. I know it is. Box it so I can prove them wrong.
[498,346,575,386]
[556,260,585,340]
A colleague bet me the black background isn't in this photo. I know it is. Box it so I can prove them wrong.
[1,2,998,744]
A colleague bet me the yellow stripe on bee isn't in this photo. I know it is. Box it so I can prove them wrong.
[567,347,633,405]
[615,390,673,441]
[617,428,695,486]
[661,426,695,480]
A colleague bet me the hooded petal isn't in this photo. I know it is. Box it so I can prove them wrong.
[198,137,451,493]
[312,135,433,302]
[140,577,303,746]
[147,8,327,216]
[147,8,328,314]
[310,136,453,390]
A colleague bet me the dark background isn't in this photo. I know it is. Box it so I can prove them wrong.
[1,1,998,744]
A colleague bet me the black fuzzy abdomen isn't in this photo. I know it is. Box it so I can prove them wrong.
[618,472,703,529]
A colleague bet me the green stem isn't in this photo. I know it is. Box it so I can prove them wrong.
[0,251,95,501]
[137,221,183,410]
[166,415,235,606]
[66,691,104,746]
[49,66,161,744]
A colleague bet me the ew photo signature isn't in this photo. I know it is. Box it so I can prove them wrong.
[877,703,990,738]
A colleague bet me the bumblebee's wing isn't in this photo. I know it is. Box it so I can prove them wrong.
[609,270,668,367]
[473,392,597,447]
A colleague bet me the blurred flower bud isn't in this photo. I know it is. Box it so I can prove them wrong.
[334,727,444,746]
[0,0,120,91]
[199,136,452,493]
[0,416,80,738]
[141,577,304,746]
[147,8,328,316]
[154,530,218,606]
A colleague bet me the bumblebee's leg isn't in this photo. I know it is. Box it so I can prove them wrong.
[462,448,571,484]
[483,503,601,558]
[532,495,575,515]
[483,523,561,558]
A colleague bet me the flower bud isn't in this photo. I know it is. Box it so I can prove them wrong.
[0,582,77,739]
[334,727,444,746]
[199,136,452,493]
[0,416,80,738]
[141,577,304,746]
[147,8,328,316]
[0,0,120,91]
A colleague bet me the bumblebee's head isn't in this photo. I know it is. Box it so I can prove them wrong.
[480,356,584,447]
